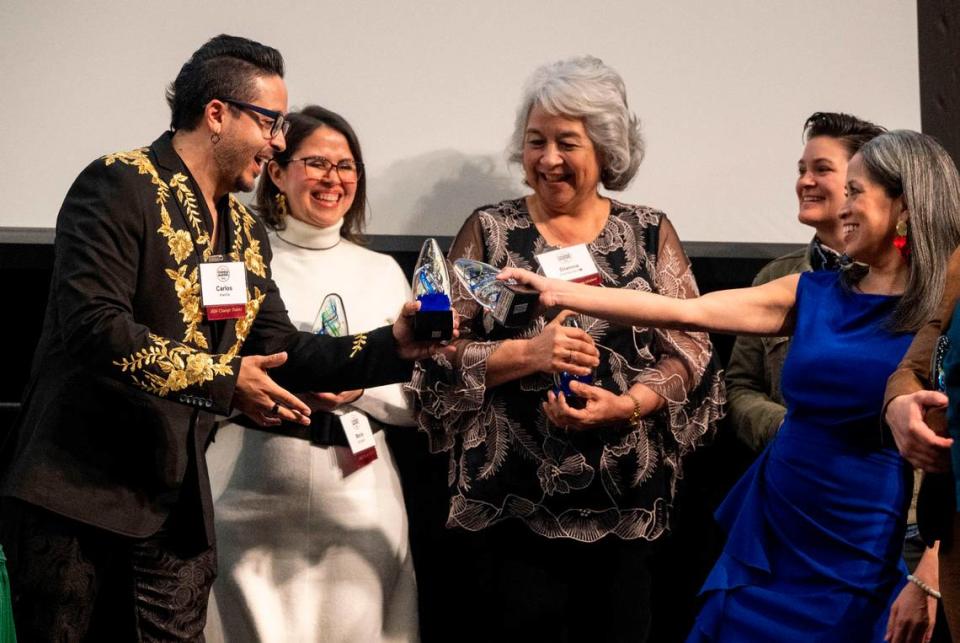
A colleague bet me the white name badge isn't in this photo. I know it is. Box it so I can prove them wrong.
[535,244,601,285]
[199,258,248,320]
[339,410,378,466]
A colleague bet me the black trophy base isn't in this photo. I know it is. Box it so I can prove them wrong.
[492,284,539,328]
[414,309,454,341]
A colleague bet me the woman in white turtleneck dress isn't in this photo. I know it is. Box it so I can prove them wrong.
[205,106,419,643]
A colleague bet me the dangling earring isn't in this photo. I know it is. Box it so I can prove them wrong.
[893,220,910,259]
[275,193,289,218]
[211,132,221,145]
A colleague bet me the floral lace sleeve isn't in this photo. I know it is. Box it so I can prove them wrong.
[634,215,725,454]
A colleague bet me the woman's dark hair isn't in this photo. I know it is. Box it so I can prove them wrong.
[256,105,368,244]
[166,34,285,132]
[802,112,886,157]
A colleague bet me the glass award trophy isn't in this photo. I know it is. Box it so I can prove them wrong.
[452,258,539,328]
[553,316,594,409]
[312,293,349,337]
[412,238,454,341]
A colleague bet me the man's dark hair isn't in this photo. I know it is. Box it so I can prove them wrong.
[802,111,886,157]
[166,34,284,132]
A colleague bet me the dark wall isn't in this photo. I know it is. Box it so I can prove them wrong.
[918,0,960,168]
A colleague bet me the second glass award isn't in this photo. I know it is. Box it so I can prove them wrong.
[412,238,454,341]
[452,258,539,328]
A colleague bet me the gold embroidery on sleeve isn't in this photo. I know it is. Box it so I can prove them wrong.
[113,285,264,397]
[114,334,233,396]
[350,333,368,359]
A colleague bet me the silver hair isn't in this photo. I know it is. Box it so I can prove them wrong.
[854,130,960,332]
[507,56,644,191]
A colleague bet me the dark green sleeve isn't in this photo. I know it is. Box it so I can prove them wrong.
[725,333,787,451]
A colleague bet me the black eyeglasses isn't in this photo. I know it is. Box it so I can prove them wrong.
[222,98,290,139]
[289,156,363,183]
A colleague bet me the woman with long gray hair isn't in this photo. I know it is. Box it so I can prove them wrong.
[410,56,724,641]
[500,129,960,641]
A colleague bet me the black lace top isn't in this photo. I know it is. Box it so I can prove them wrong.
[409,198,725,542]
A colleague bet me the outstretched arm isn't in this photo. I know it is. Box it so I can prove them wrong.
[499,268,801,337]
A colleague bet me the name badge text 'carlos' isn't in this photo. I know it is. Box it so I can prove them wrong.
[199,259,248,320]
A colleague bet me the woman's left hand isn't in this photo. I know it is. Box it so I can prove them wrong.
[306,389,364,413]
[543,381,658,431]
[885,580,936,643]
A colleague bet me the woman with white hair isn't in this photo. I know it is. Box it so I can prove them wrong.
[500,129,960,641]
[410,55,724,641]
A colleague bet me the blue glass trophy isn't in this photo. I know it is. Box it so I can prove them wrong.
[452,258,538,328]
[312,293,349,337]
[553,316,594,408]
[412,238,454,341]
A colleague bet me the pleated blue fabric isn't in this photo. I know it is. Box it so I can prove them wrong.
[689,271,914,642]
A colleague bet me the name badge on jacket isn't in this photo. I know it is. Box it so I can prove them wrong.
[199,257,248,320]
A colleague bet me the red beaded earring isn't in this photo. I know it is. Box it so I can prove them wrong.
[893,220,910,259]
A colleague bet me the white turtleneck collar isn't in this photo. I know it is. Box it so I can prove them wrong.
[274,215,344,251]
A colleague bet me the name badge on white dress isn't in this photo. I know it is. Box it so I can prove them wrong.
[199,257,248,320]
[535,244,601,285]
[339,410,378,466]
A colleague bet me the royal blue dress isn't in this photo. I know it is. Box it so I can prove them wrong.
[689,271,915,642]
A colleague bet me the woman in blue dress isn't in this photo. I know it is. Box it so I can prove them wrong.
[499,129,960,641]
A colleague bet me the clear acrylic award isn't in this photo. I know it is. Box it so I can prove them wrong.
[552,316,594,409]
[452,258,538,328]
[412,238,454,341]
[312,293,349,337]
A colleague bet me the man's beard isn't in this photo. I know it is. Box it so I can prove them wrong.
[214,137,257,194]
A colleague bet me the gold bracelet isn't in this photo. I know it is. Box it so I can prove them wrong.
[625,393,644,429]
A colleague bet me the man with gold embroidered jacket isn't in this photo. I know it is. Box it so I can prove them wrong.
[0,35,449,641]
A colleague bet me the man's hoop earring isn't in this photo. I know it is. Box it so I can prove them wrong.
[211,133,221,145]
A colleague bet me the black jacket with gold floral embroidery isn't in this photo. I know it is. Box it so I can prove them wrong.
[0,133,410,548]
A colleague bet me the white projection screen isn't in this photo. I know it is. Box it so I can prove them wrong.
[0,0,920,244]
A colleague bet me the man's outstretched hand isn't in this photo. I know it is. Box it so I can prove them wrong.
[234,352,312,426]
